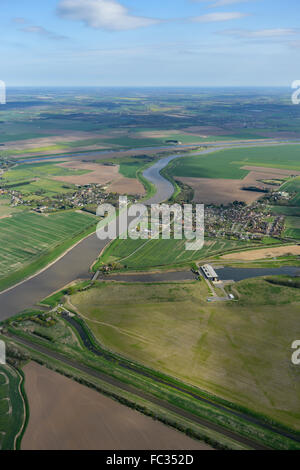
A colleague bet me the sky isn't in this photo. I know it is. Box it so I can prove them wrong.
[0,0,299,87]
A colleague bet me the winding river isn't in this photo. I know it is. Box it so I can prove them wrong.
[0,140,300,320]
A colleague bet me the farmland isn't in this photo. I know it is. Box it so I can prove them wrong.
[2,88,300,160]
[1,162,88,197]
[67,278,300,431]
[0,211,97,291]
[0,198,24,218]
[95,237,254,271]
[98,154,158,179]
[22,362,209,450]
[166,145,300,180]
[53,161,145,195]
[0,365,26,450]
[282,177,300,206]
[284,217,300,239]
[178,165,300,205]
[269,206,300,217]
[222,244,300,260]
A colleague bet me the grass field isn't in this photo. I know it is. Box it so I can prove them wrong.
[284,216,300,239]
[0,211,96,290]
[99,136,165,149]
[158,133,265,143]
[3,325,248,451]
[281,177,300,206]
[2,162,89,196]
[0,365,26,450]
[98,155,156,179]
[0,198,25,218]
[269,205,300,217]
[167,145,300,180]
[95,237,253,271]
[68,278,300,430]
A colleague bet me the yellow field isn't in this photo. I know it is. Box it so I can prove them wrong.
[222,245,300,260]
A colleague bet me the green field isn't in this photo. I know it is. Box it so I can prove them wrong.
[67,278,300,431]
[156,132,267,144]
[2,315,251,451]
[95,237,255,271]
[100,136,165,149]
[281,177,300,206]
[284,216,300,239]
[166,145,300,180]
[11,312,84,350]
[269,205,300,217]
[0,365,26,450]
[0,198,25,218]
[2,162,89,196]
[0,211,96,290]
[98,155,156,179]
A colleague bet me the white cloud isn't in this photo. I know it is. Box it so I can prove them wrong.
[57,0,161,31]
[221,28,299,38]
[192,0,252,7]
[20,25,67,40]
[212,0,248,5]
[192,12,247,22]
[12,17,27,24]
[13,18,67,40]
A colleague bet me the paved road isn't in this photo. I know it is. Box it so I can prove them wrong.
[1,140,300,320]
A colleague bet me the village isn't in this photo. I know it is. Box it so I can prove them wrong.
[0,181,288,241]
[204,200,286,241]
[0,153,291,242]
[0,182,141,214]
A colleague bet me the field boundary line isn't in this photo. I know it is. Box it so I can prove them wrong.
[0,230,96,297]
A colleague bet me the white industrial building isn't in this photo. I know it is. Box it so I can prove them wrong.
[201,264,219,281]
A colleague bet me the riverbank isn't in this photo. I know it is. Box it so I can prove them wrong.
[1,139,300,319]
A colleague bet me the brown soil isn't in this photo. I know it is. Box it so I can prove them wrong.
[53,161,145,195]
[241,166,300,176]
[22,362,212,451]
[222,245,300,260]
[178,166,300,205]
[178,176,261,205]
[106,177,145,195]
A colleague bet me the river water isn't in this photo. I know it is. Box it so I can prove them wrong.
[0,140,300,319]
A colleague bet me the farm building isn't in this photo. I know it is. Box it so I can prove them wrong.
[201,264,219,281]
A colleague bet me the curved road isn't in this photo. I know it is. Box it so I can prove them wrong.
[1,140,300,320]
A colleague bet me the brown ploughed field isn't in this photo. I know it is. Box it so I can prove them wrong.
[22,362,212,451]
[54,161,145,195]
[178,166,300,205]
